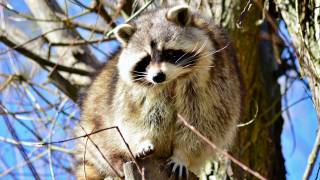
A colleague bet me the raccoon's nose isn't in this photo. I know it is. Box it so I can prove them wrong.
[152,72,166,83]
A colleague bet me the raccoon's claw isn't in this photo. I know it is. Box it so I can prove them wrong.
[135,141,155,159]
[165,159,188,180]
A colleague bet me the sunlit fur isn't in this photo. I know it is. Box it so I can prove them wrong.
[75,5,243,179]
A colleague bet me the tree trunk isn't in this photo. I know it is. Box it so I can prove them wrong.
[275,1,320,179]
[206,0,286,179]
[276,0,320,118]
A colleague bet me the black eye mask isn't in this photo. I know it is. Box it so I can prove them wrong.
[161,49,197,66]
[132,55,151,80]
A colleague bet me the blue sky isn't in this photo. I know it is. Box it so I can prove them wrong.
[0,1,319,179]
[276,20,319,180]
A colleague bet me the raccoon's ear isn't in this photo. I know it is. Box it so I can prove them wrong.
[166,5,191,26]
[114,24,135,45]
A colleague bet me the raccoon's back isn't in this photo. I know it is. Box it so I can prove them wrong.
[79,52,120,132]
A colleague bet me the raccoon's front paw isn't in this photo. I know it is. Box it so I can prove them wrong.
[135,140,155,159]
[165,158,188,180]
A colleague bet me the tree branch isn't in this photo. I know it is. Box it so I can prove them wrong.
[0,24,81,101]
[0,104,40,180]
[93,0,117,27]
[24,0,102,82]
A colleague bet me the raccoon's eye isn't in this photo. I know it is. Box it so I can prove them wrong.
[162,49,192,64]
[133,55,151,76]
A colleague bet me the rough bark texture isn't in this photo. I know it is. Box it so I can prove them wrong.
[275,0,320,179]
[207,1,286,179]
[276,0,320,118]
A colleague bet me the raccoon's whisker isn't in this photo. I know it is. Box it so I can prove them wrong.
[132,77,146,82]
[177,39,208,67]
[181,59,216,69]
[184,55,199,63]
[175,49,193,64]
[133,78,145,82]
[181,64,194,69]
[181,58,206,69]
[133,76,147,80]
[179,57,199,68]
[198,43,230,59]
[140,82,149,86]
[134,74,147,77]
[175,42,199,64]
[189,39,208,61]
[181,42,226,68]
[132,71,148,75]
[177,55,198,67]
[133,73,148,76]
[191,65,216,69]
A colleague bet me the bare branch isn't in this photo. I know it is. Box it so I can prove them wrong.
[93,0,117,27]
[0,104,40,180]
[0,150,49,177]
[0,136,74,154]
[0,26,92,76]
[0,25,85,101]
[25,0,102,77]
[303,130,320,179]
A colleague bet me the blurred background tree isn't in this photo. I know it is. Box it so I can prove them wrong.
[0,0,318,179]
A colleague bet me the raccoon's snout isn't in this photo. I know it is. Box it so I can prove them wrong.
[152,72,166,83]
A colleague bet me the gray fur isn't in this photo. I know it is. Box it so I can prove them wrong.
[75,6,243,179]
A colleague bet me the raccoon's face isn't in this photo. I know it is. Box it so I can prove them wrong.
[115,5,214,86]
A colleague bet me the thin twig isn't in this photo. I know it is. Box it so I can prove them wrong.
[0,27,65,55]
[0,150,49,177]
[0,28,92,76]
[83,128,91,180]
[94,0,117,27]
[0,2,92,22]
[237,99,258,127]
[40,125,143,177]
[77,125,122,178]
[49,37,115,46]
[236,0,253,29]
[0,104,41,180]
[0,136,74,154]
[303,128,320,180]
[106,0,154,37]
[40,126,119,145]
[177,114,267,180]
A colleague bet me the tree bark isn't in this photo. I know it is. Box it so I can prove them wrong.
[275,0,320,179]
[275,0,320,122]
[206,0,286,179]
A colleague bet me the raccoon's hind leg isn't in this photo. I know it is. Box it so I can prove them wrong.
[76,161,104,180]
[75,149,130,180]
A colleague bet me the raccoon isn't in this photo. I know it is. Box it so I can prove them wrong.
[75,5,243,180]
